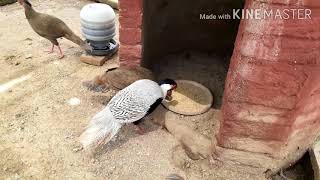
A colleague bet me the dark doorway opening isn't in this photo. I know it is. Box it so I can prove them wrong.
[142,0,244,108]
[272,152,314,180]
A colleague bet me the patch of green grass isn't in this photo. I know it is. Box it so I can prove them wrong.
[0,0,17,6]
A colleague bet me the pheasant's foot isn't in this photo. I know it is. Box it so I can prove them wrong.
[134,125,145,135]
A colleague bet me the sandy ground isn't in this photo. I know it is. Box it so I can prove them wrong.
[0,1,268,179]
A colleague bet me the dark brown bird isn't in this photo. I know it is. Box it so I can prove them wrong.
[83,66,155,92]
[18,0,91,59]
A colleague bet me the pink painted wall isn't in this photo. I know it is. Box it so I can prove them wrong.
[119,0,320,172]
[119,0,143,67]
[216,0,320,171]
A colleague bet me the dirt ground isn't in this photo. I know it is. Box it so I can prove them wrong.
[0,1,267,179]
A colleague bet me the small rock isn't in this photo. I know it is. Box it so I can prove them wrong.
[15,113,22,118]
[72,146,83,152]
[166,174,185,180]
[21,120,25,124]
[185,162,191,168]
[5,55,15,61]
[9,122,14,127]
[24,38,32,41]
[25,54,33,59]
[65,134,73,139]
[80,54,107,66]
[15,62,20,66]
[67,98,81,106]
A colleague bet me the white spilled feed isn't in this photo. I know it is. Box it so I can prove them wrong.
[0,74,32,93]
[67,97,81,106]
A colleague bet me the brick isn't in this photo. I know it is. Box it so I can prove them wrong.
[119,44,142,66]
[80,54,107,66]
[225,59,306,109]
[217,135,283,156]
[119,0,143,29]
[245,1,320,38]
[215,0,320,170]
[239,32,320,64]
[214,146,278,170]
[119,28,142,45]
[222,102,292,125]
[119,0,142,12]
[220,118,291,141]
[119,13,143,28]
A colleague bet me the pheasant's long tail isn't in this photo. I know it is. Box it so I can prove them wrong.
[80,107,121,150]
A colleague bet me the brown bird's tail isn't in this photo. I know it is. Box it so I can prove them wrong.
[63,28,93,52]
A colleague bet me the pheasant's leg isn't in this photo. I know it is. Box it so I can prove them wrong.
[57,45,65,59]
[45,44,54,54]
[133,120,145,135]
[135,126,145,135]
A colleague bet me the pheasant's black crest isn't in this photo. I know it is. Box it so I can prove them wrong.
[25,0,32,7]
[158,79,177,86]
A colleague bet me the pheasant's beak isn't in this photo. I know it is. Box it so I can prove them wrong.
[165,90,173,101]
[172,85,177,91]
[165,85,177,101]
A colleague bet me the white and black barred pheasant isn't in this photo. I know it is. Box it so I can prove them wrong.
[80,79,177,150]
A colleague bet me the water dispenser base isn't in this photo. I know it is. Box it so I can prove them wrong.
[85,39,119,56]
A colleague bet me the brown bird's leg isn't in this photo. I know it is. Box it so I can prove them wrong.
[50,39,64,59]
[45,44,55,54]
[57,45,64,59]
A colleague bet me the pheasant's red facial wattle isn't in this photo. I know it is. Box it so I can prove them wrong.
[18,0,24,5]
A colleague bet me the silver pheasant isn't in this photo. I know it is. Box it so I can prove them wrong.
[80,79,177,150]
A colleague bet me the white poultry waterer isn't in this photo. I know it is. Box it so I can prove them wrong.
[80,3,118,56]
